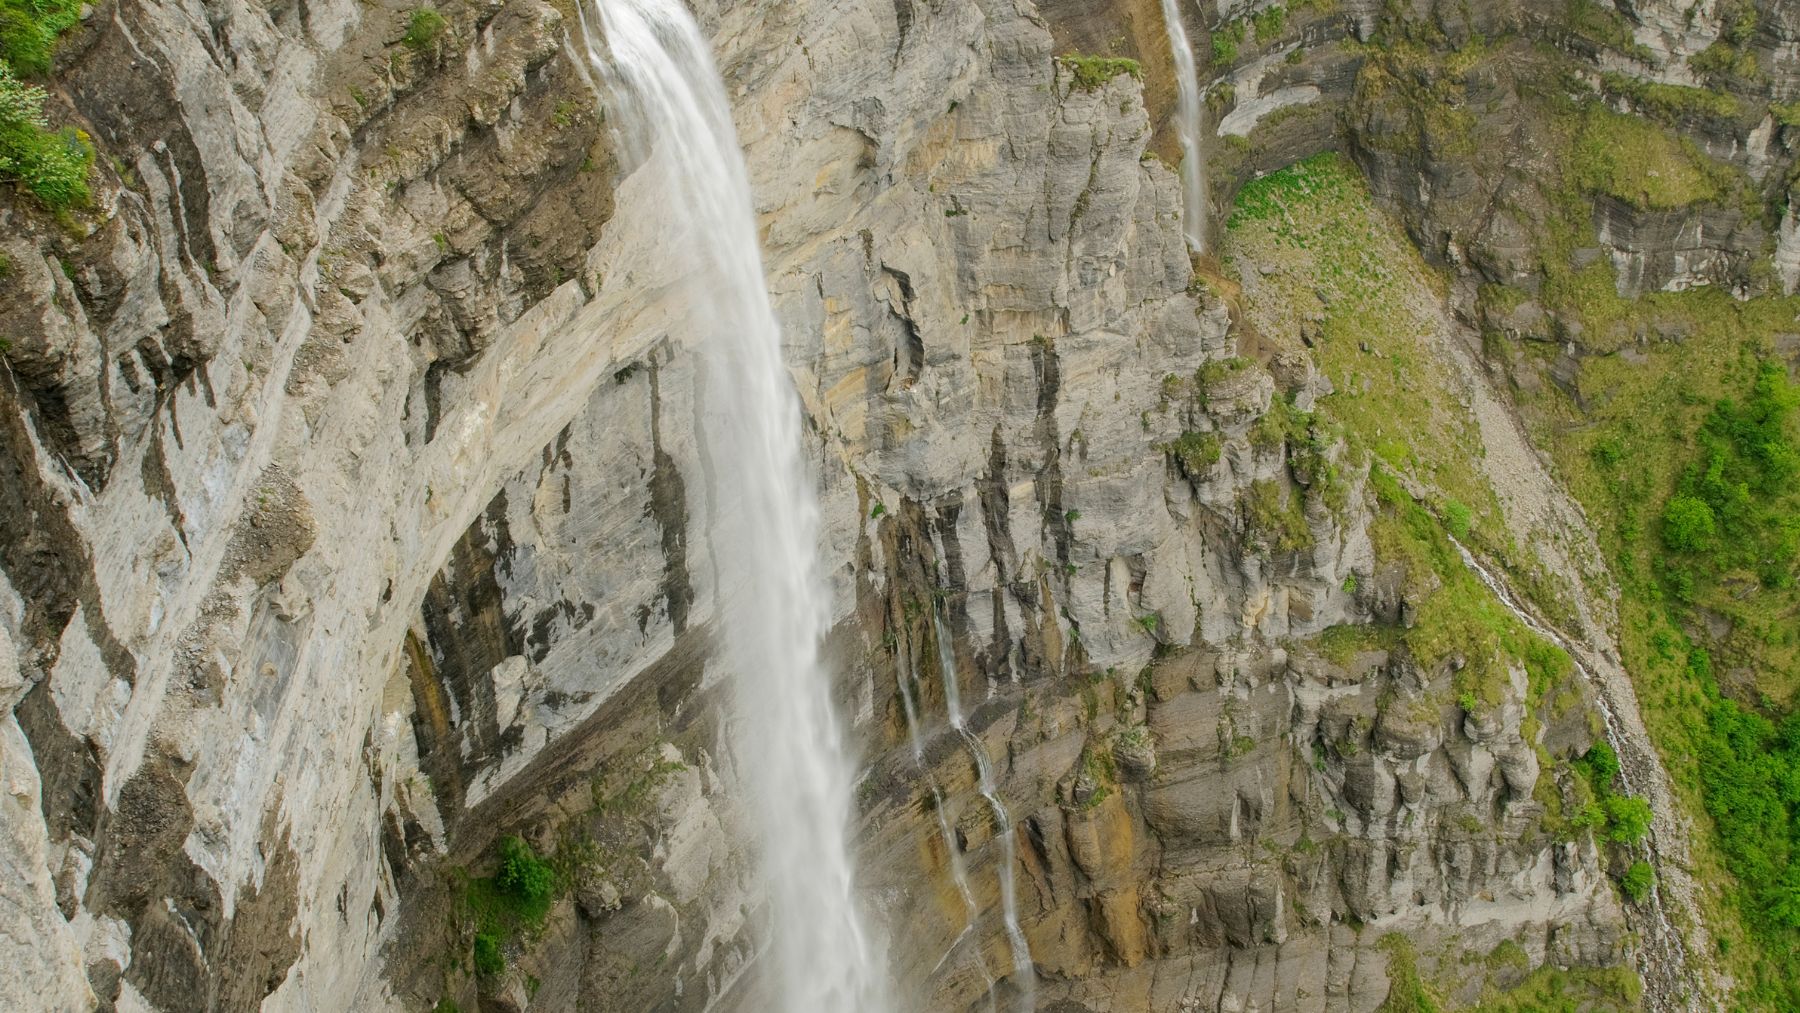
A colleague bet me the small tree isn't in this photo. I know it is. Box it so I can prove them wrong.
[1603,795,1653,844]
[1576,740,1621,795]
[472,931,503,976]
[1660,494,1716,552]
[1620,861,1654,902]
[496,835,555,905]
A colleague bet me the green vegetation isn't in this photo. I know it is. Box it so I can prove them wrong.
[1442,499,1471,540]
[1657,363,1799,593]
[1224,152,1607,751]
[1689,41,1760,85]
[1573,739,1619,788]
[1566,740,1658,894]
[403,6,446,50]
[1563,0,1656,62]
[1536,312,1800,1004]
[1075,743,1116,811]
[1317,622,1392,666]
[1196,354,1253,389]
[1375,934,1439,1013]
[1700,701,1800,937]
[1368,469,1568,717]
[0,6,89,210]
[1251,5,1286,44]
[1057,55,1140,91]
[472,931,503,977]
[1225,153,1504,542]
[1226,12,1797,1005]
[1243,478,1311,555]
[1597,794,1652,844]
[0,0,79,77]
[1569,104,1727,210]
[1163,430,1221,477]
[1352,35,1488,162]
[1210,19,1245,64]
[1469,964,1642,1011]
[496,835,556,905]
[1598,72,1738,122]
[460,835,559,978]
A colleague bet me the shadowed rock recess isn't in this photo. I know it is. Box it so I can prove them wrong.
[10,0,1800,1009]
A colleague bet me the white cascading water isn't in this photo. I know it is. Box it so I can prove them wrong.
[935,609,1036,1011]
[577,2,888,1009]
[1450,538,1692,1011]
[897,650,999,1011]
[1158,0,1209,252]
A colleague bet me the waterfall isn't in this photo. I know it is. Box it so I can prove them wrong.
[896,649,998,1012]
[934,609,1036,1011]
[1449,538,1693,1007]
[577,2,887,1009]
[1158,0,1209,252]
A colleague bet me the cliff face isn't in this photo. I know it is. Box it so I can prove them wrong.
[2,0,1791,1009]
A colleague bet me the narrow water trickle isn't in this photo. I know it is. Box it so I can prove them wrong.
[1158,0,1209,253]
[576,2,888,1009]
[896,648,999,1012]
[1450,539,1693,1010]
[935,609,1037,1011]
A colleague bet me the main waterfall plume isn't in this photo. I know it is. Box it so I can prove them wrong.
[1158,0,1208,252]
[577,1,888,1009]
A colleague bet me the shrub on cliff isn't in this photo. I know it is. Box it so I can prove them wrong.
[403,6,445,51]
[1621,860,1654,903]
[0,0,91,211]
[0,0,80,77]
[0,64,88,209]
[1057,55,1140,91]
[496,835,556,907]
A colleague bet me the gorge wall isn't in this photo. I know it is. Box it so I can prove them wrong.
[4,0,1798,1010]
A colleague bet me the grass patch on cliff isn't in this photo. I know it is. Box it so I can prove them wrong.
[403,6,446,50]
[1569,103,1730,211]
[0,12,91,210]
[1562,0,1655,62]
[1057,55,1140,91]
[1598,72,1739,124]
[1224,152,1503,546]
[1244,477,1312,555]
[1470,963,1642,1011]
[1367,467,1571,718]
[457,835,559,978]
[1375,934,1440,1012]
[0,0,80,77]
[1210,20,1245,65]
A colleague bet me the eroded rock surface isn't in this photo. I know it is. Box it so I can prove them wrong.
[6,0,1791,1009]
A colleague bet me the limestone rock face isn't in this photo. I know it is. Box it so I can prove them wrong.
[0,0,1760,1009]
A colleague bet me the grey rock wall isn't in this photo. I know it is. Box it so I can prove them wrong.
[0,0,1728,1009]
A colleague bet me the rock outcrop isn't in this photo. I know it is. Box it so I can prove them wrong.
[5,0,1784,1009]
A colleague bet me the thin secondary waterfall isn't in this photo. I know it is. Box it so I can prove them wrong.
[935,610,1036,1011]
[1158,0,1209,252]
[897,650,998,1011]
[1450,538,1692,1010]
[577,2,887,1009]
